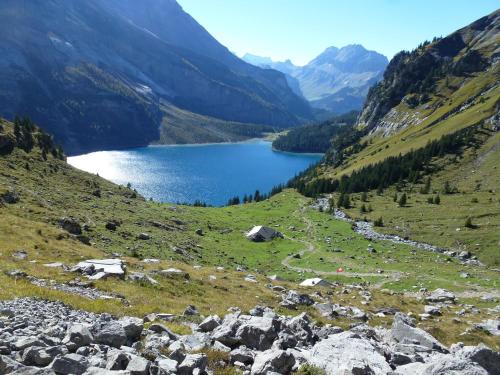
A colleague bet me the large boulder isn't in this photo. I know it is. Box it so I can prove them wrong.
[391,313,447,352]
[474,319,500,336]
[22,346,67,366]
[126,355,150,375]
[230,347,256,365]
[284,313,316,345]
[151,358,178,375]
[198,315,221,332]
[59,217,82,235]
[235,316,280,350]
[178,332,212,351]
[177,354,207,375]
[1,355,25,374]
[394,356,488,375]
[250,349,295,375]
[63,324,94,350]
[280,290,314,310]
[211,313,242,347]
[454,344,500,375]
[425,289,456,303]
[71,259,125,280]
[51,353,89,375]
[119,317,144,342]
[13,338,46,351]
[105,349,131,370]
[93,321,127,348]
[308,331,392,375]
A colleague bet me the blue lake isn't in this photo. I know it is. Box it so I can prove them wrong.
[68,140,322,206]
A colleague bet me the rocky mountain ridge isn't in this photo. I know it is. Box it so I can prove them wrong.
[243,45,388,115]
[356,9,500,136]
[0,0,312,154]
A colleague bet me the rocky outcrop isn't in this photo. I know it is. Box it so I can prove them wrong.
[356,10,499,134]
[0,298,497,375]
[71,260,125,280]
[309,331,392,374]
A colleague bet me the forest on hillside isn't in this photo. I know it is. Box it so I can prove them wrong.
[272,111,358,153]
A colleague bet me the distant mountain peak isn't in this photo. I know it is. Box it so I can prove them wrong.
[243,44,388,115]
[242,53,274,66]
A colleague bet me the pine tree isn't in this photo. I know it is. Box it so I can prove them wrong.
[398,193,407,207]
[420,176,431,194]
[361,192,368,202]
[254,190,261,202]
[360,204,367,213]
[328,197,335,213]
[337,193,345,208]
[434,194,440,205]
[443,181,452,194]
[393,193,398,202]
[343,194,351,208]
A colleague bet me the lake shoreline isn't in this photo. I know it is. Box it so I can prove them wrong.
[67,141,322,206]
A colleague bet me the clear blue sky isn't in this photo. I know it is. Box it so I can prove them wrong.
[177,0,499,65]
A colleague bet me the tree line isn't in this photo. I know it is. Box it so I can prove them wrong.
[272,111,358,153]
[7,116,65,160]
[289,124,484,197]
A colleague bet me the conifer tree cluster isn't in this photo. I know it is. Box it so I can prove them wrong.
[289,124,481,198]
[11,116,64,159]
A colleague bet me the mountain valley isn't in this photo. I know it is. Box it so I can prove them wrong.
[0,2,499,375]
[243,45,388,115]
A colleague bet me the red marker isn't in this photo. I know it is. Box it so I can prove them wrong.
[337,267,344,273]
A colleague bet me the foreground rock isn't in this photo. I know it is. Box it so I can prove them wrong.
[0,298,497,375]
[71,259,125,280]
[309,331,392,374]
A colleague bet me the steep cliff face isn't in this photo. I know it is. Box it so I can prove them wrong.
[0,0,312,154]
[357,10,500,135]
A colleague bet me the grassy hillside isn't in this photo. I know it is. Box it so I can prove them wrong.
[1,118,499,350]
[157,103,276,145]
[288,11,499,267]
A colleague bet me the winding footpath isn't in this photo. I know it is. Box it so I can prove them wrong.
[281,201,402,284]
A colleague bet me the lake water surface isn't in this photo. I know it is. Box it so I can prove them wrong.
[68,140,322,206]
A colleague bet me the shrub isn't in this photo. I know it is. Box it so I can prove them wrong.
[427,197,434,204]
[374,217,384,227]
